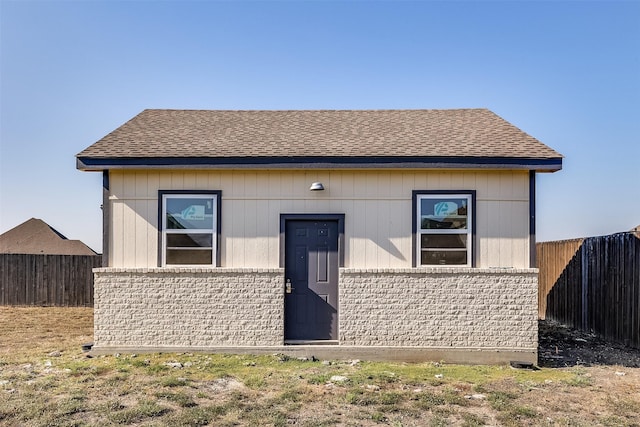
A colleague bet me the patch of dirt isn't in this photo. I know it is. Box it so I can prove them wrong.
[538,319,640,368]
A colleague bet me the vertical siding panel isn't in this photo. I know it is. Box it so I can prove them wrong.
[171,171,184,190]
[230,171,246,267]
[401,171,416,194]
[145,200,157,267]
[208,171,221,190]
[134,172,148,267]
[219,172,234,267]
[134,200,148,267]
[122,201,137,268]
[242,172,257,266]
[328,170,342,199]
[477,201,490,268]
[340,199,353,267]
[485,172,501,200]
[316,170,331,199]
[415,171,428,190]
[219,171,233,193]
[267,171,282,199]
[439,171,452,189]
[244,199,259,266]
[498,201,514,267]
[111,200,124,267]
[351,200,367,268]
[363,171,378,198]
[110,173,124,268]
[158,173,171,191]
[448,171,464,190]
[462,171,476,191]
[475,172,488,200]
[341,171,355,198]
[511,202,528,268]
[135,171,147,198]
[365,199,379,268]
[194,171,208,190]
[244,172,257,198]
[515,171,529,200]
[147,173,160,267]
[183,171,196,189]
[387,173,404,267]
[294,171,312,198]
[339,172,353,267]
[387,172,402,196]
[121,171,135,198]
[377,173,391,267]
[499,171,514,200]
[427,171,439,189]
[267,199,281,267]
[291,198,305,213]
[386,200,402,267]
[231,199,245,268]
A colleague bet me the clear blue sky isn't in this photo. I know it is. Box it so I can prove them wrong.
[1,1,639,253]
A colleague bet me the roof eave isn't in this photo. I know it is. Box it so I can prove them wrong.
[76,156,562,172]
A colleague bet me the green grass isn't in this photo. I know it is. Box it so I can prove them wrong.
[1,307,639,427]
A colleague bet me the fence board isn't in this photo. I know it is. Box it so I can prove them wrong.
[536,238,583,319]
[539,232,640,349]
[0,254,101,307]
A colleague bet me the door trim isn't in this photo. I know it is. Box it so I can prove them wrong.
[279,214,345,268]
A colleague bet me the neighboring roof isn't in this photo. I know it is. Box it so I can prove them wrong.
[77,109,563,171]
[0,218,97,255]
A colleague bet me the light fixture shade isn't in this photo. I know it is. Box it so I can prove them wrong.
[309,182,325,191]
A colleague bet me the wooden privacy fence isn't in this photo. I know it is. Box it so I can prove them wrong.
[0,254,101,306]
[538,232,640,349]
[537,238,584,319]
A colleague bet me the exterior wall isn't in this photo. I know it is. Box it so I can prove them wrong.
[339,268,538,350]
[92,267,538,360]
[93,268,284,347]
[107,170,531,269]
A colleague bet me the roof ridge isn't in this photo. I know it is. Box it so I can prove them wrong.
[141,108,491,113]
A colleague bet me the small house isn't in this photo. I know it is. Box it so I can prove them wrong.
[77,109,562,363]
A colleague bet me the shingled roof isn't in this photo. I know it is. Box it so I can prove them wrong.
[0,218,97,255]
[77,109,563,171]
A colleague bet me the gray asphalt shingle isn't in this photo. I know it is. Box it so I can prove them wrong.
[77,108,562,162]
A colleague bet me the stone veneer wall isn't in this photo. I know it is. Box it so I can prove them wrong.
[93,267,537,355]
[339,268,538,351]
[93,268,284,348]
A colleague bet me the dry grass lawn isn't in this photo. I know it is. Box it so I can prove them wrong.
[1,307,639,426]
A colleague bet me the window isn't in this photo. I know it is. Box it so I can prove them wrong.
[159,191,221,266]
[413,191,474,267]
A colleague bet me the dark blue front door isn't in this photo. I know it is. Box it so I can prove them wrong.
[284,220,339,340]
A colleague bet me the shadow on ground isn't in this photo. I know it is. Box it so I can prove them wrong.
[538,320,640,368]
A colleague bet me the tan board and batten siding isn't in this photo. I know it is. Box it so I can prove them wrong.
[108,169,530,269]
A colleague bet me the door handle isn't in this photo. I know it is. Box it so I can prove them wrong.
[285,279,293,294]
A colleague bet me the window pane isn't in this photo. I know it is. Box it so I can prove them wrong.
[166,198,214,229]
[166,249,213,265]
[167,233,213,248]
[421,234,467,249]
[421,250,468,266]
[420,198,468,230]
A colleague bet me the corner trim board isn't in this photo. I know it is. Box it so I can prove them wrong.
[529,171,536,268]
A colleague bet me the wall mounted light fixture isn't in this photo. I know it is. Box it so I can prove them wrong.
[309,182,325,191]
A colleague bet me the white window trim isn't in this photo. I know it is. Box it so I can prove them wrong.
[160,192,218,267]
[415,192,473,268]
